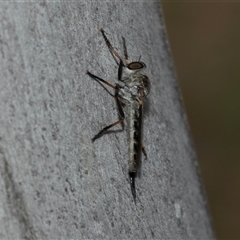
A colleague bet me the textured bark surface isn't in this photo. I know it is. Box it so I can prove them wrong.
[0,2,215,239]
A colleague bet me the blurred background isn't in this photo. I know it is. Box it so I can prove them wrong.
[162,2,240,239]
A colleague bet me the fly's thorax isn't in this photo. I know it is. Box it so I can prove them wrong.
[117,83,133,103]
[117,73,150,103]
[132,74,150,99]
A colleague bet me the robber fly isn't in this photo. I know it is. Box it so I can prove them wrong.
[86,29,150,203]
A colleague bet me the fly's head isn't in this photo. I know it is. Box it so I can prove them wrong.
[124,61,146,75]
[119,61,150,102]
[127,61,150,99]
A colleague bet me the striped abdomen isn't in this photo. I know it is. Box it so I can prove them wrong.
[128,101,143,174]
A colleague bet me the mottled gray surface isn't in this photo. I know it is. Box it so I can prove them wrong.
[0,1,215,239]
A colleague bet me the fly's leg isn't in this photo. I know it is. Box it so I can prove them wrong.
[100,28,129,65]
[86,71,116,97]
[118,59,124,81]
[86,71,116,89]
[99,29,127,82]
[86,71,123,141]
[91,96,125,142]
[100,28,123,65]
[141,143,148,159]
[122,36,130,65]
[91,118,123,142]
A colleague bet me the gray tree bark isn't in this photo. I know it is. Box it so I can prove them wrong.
[0,1,215,239]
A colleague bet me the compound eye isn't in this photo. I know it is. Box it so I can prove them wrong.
[127,62,146,70]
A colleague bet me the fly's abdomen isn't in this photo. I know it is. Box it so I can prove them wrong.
[128,102,142,174]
